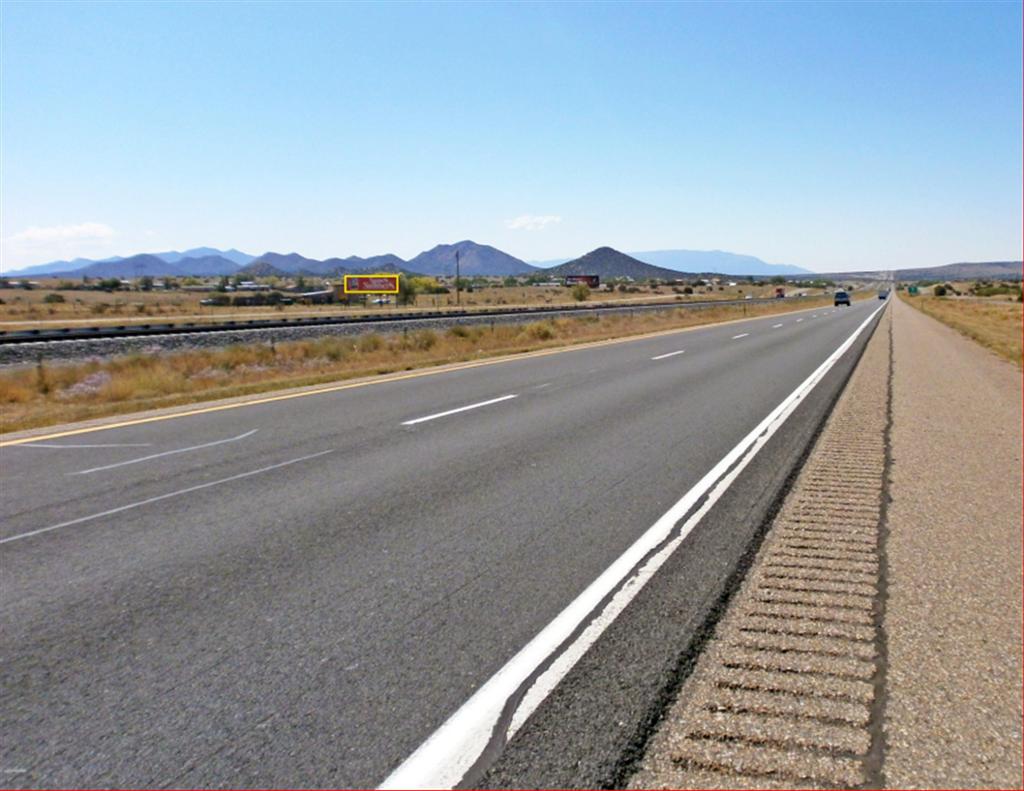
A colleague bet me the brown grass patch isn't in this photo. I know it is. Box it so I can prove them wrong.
[902,293,1022,366]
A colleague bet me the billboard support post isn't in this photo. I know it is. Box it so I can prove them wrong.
[455,250,461,307]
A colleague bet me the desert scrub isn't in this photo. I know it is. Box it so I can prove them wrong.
[902,294,1022,366]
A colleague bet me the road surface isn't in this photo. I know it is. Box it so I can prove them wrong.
[1,299,885,788]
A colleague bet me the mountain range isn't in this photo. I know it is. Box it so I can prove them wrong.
[3,242,536,279]
[5,243,1019,282]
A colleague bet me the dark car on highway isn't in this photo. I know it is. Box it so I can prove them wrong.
[878,289,889,299]
[834,290,851,306]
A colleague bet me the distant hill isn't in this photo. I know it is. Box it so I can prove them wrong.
[546,247,685,280]
[237,260,289,278]
[895,260,1022,281]
[529,257,573,268]
[407,240,537,276]
[342,253,408,272]
[36,253,242,279]
[629,249,811,276]
[239,252,413,277]
[4,247,252,278]
[155,247,254,267]
[68,254,179,279]
[167,255,241,276]
[2,255,123,277]
[242,252,324,275]
[824,260,1023,281]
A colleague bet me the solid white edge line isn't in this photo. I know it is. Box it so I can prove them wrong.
[732,333,749,339]
[0,450,334,546]
[650,350,685,360]
[72,429,259,475]
[401,395,518,426]
[379,300,886,790]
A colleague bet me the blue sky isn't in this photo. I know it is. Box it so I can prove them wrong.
[2,1,1020,272]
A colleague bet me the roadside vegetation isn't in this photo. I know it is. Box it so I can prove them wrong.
[0,295,838,433]
[900,291,1022,366]
[0,274,834,330]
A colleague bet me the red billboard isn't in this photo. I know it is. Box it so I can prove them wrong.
[564,275,600,288]
[344,274,400,294]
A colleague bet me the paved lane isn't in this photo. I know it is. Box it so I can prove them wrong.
[0,300,885,788]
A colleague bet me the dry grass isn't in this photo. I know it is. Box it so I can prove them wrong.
[902,293,1023,366]
[0,296,835,433]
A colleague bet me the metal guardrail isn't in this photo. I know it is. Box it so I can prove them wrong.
[0,296,807,344]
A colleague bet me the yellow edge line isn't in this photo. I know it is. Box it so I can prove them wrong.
[0,301,832,447]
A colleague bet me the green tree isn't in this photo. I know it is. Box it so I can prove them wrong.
[139,276,154,291]
[398,274,418,305]
[571,283,590,301]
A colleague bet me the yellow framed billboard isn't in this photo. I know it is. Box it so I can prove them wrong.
[343,274,400,294]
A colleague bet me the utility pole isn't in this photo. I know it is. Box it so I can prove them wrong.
[455,250,461,307]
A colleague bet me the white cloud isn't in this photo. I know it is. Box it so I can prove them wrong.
[8,222,115,244]
[505,215,562,231]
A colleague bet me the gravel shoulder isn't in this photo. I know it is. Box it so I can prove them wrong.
[629,298,1022,789]
[884,296,1022,788]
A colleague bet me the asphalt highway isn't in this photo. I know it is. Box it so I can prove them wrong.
[0,298,885,788]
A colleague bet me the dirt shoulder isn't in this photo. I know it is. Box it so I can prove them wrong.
[884,296,1022,788]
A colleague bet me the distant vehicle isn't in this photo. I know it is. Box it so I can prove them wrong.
[834,290,851,306]
[878,289,889,299]
[775,287,785,298]
[744,294,753,299]
[372,297,391,305]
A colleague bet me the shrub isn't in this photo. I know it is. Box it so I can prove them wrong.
[413,330,437,350]
[356,334,383,353]
[528,322,554,340]
[571,283,590,302]
[43,293,66,304]
[448,324,470,338]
